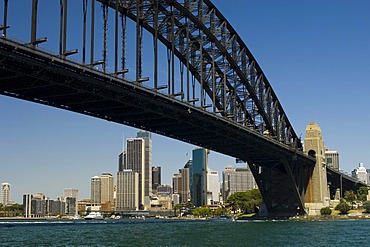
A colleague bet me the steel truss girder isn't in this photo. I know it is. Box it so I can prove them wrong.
[101,0,302,150]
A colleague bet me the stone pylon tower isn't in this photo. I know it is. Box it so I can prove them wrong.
[304,122,329,214]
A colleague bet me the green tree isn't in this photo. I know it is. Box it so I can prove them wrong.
[335,199,350,214]
[214,207,229,216]
[0,203,23,217]
[185,201,193,209]
[320,207,332,215]
[173,203,182,217]
[225,189,262,214]
[357,186,368,202]
[344,190,357,209]
[363,201,370,213]
[191,207,212,217]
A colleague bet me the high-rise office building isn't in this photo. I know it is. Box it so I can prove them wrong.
[64,188,79,216]
[1,182,10,206]
[91,176,101,206]
[207,169,220,205]
[23,194,32,217]
[30,193,46,217]
[325,147,340,171]
[65,197,77,216]
[118,151,126,172]
[172,173,182,195]
[152,166,161,192]
[352,163,368,184]
[46,197,65,216]
[222,166,234,202]
[136,130,152,200]
[100,173,114,207]
[126,138,145,208]
[64,188,78,201]
[180,166,191,203]
[116,170,139,211]
[99,173,114,212]
[222,166,256,201]
[191,148,209,207]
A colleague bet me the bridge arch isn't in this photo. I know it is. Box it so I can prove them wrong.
[100,0,301,149]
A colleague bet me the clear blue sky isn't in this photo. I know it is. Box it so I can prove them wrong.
[1,0,369,203]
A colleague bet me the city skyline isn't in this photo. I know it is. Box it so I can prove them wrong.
[1,0,370,202]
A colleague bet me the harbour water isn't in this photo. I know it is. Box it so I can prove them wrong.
[1,219,370,246]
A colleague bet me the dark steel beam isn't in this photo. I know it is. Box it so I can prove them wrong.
[82,0,87,64]
[62,0,67,55]
[3,0,8,37]
[30,0,38,45]
[90,0,95,66]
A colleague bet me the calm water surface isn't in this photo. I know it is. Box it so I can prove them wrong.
[1,219,370,246]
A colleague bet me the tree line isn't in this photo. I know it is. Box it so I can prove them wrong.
[0,203,23,217]
[321,186,370,215]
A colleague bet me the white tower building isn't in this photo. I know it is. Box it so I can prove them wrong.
[352,163,368,184]
[1,182,10,206]
[207,169,220,205]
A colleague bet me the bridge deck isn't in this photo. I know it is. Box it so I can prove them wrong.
[0,38,313,168]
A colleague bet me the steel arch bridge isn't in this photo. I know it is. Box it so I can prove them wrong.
[0,0,315,217]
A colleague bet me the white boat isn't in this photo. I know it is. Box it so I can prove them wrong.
[84,212,104,220]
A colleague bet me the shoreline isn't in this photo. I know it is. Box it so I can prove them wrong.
[289,214,370,221]
[3,214,370,221]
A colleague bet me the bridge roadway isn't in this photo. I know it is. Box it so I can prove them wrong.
[326,167,367,199]
[0,38,301,159]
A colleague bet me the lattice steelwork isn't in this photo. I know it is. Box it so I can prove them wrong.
[101,0,302,150]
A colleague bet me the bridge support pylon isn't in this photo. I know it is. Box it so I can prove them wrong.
[248,157,310,218]
[304,122,330,215]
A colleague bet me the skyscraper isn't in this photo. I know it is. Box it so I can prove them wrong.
[116,170,139,211]
[152,166,161,192]
[172,173,182,195]
[91,176,101,206]
[126,138,145,208]
[180,166,191,203]
[136,130,152,200]
[118,151,126,172]
[191,148,209,207]
[100,173,114,205]
[1,182,10,206]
